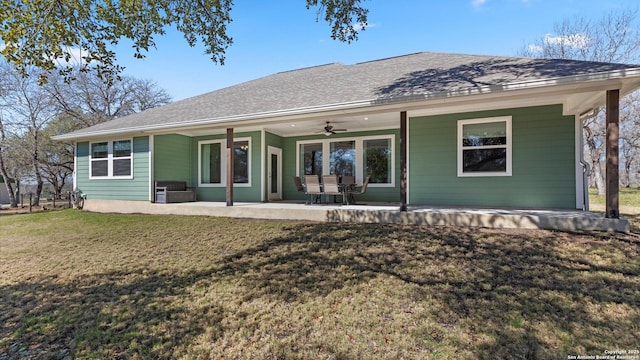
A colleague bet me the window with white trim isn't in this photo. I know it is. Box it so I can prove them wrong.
[457,117,512,177]
[297,135,395,186]
[90,139,133,179]
[364,138,392,183]
[198,138,251,187]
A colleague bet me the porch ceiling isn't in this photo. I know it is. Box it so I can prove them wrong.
[175,110,400,137]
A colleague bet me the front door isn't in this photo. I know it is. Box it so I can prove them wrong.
[267,146,282,200]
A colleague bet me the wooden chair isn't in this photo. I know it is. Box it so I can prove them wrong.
[304,175,323,204]
[322,174,342,204]
[345,176,370,205]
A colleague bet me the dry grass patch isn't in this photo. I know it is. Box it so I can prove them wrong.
[1,210,639,359]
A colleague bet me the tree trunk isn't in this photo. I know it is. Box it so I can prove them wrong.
[624,161,632,187]
[0,121,18,207]
[584,123,606,195]
[32,130,42,206]
[0,170,17,207]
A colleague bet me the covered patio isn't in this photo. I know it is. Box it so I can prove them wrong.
[81,200,629,232]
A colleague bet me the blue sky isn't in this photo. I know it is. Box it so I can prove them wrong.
[114,0,635,101]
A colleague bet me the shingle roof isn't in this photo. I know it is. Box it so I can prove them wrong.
[62,51,639,137]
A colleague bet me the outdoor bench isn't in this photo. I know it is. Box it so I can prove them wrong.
[154,181,196,203]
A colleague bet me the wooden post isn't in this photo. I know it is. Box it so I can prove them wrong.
[226,128,234,206]
[606,89,620,219]
[400,111,408,211]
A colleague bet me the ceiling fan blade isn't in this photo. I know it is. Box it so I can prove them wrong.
[332,128,347,132]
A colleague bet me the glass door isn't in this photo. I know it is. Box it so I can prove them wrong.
[267,146,282,200]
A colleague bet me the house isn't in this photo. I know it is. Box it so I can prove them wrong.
[0,175,12,205]
[53,52,640,222]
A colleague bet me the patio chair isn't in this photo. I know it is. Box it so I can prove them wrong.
[293,176,305,193]
[322,174,343,204]
[304,175,323,204]
[341,175,355,186]
[345,175,370,205]
[339,175,356,204]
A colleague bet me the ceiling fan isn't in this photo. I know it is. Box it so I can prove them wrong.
[318,121,347,136]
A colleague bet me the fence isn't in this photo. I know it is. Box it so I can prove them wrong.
[16,192,74,212]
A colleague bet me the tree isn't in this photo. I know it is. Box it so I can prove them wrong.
[46,70,172,127]
[0,63,18,207]
[38,114,78,198]
[620,92,640,187]
[521,8,640,195]
[0,0,368,81]
[0,115,18,207]
[0,64,58,206]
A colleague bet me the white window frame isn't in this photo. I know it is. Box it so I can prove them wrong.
[295,134,395,187]
[198,137,252,187]
[89,139,134,179]
[457,116,512,177]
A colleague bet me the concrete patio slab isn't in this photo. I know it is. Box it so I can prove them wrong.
[81,200,630,232]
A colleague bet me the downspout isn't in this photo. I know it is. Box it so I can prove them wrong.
[581,160,590,211]
[149,135,155,202]
[261,129,266,202]
[73,142,77,191]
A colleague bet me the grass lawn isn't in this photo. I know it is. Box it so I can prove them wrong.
[1,210,639,359]
[589,187,640,231]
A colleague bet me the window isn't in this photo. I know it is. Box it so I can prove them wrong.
[200,142,223,184]
[113,140,132,176]
[297,135,394,187]
[90,142,108,177]
[300,143,323,176]
[198,138,251,187]
[89,139,133,179]
[233,140,250,184]
[364,138,392,183]
[330,140,355,176]
[458,117,511,177]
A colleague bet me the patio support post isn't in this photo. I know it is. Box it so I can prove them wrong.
[400,111,407,211]
[606,89,620,218]
[226,128,234,206]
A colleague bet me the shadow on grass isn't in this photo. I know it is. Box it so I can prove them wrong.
[211,224,640,357]
[0,270,224,359]
[1,223,639,358]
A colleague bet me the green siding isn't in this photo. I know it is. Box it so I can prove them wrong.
[265,132,284,149]
[409,104,576,209]
[191,131,262,202]
[76,136,150,201]
[154,134,192,185]
[282,129,401,202]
